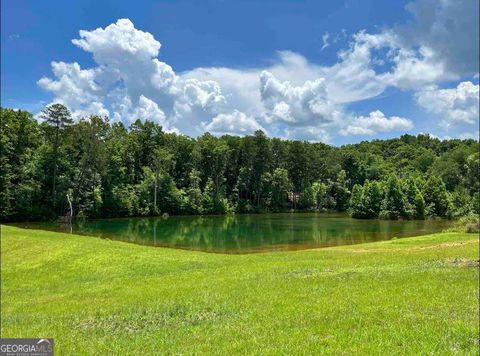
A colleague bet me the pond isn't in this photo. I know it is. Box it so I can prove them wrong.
[12,212,453,253]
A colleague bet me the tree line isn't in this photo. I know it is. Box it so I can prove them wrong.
[1,104,478,222]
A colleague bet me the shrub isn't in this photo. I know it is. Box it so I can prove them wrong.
[447,214,480,233]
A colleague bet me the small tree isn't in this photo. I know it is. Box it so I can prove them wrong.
[363,180,383,218]
[235,167,253,212]
[152,147,174,214]
[330,170,350,211]
[422,175,451,217]
[271,168,292,210]
[349,184,365,218]
[349,181,383,219]
[403,178,425,219]
[186,169,204,214]
[298,185,315,210]
[414,191,426,219]
[380,175,406,219]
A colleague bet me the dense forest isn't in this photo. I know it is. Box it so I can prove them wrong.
[1,105,479,222]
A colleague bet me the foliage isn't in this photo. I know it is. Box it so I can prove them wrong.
[403,178,425,219]
[311,181,328,210]
[422,175,451,218]
[380,175,407,219]
[1,106,479,221]
[349,180,383,218]
[447,214,480,233]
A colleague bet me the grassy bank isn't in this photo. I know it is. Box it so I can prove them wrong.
[1,226,478,355]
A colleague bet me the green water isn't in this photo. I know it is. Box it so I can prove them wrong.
[12,213,453,253]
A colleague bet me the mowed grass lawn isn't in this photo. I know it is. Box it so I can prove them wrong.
[1,226,478,355]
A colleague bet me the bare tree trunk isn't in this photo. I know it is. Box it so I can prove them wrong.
[91,143,97,215]
[92,172,96,213]
[154,167,158,213]
[66,193,73,221]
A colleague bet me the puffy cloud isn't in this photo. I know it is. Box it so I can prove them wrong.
[203,110,265,136]
[330,0,478,92]
[284,126,331,143]
[71,102,110,120]
[268,51,326,86]
[37,1,479,141]
[183,66,263,117]
[181,79,225,109]
[326,32,391,102]
[151,59,178,93]
[38,19,226,134]
[72,18,161,63]
[132,95,166,123]
[330,30,454,94]
[171,79,226,135]
[378,46,454,89]
[340,110,414,136]
[182,51,329,120]
[185,58,343,136]
[415,81,480,128]
[260,71,341,126]
[37,62,102,108]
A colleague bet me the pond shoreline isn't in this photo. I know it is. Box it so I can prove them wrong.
[6,212,453,254]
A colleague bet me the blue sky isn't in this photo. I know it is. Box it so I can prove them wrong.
[1,0,479,145]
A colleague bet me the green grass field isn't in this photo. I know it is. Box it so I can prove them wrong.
[1,225,478,355]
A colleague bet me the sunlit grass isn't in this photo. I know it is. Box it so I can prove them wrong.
[1,225,478,354]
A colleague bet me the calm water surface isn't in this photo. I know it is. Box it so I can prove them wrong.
[12,213,452,253]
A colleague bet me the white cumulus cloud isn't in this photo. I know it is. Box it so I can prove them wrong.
[260,70,342,126]
[203,110,265,136]
[340,110,414,136]
[284,126,331,143]
[415,81,479,128]
[36,0,479,141]
[38,18,226,134]
[38,62,102,108]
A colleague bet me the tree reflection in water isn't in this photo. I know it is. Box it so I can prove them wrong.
[16,212,452,253]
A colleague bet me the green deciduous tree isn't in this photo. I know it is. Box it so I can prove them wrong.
[380,175,407,219]
[403,178,425,219]
[422,175,451,217]
[186,169,204,214]
[349,180,382,218]
[270,168,292,210]
[1,104,478,222]
[311,182,328,210]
